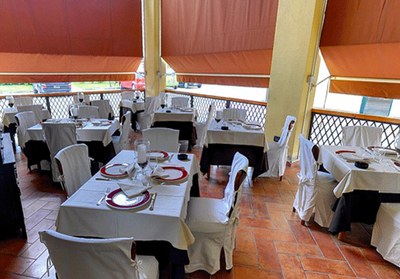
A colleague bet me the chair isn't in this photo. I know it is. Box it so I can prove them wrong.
[142,127,180,153]
[112,111,132,154]
[91,99,114,119]
[195,103,216,147]
[78,105,100,119]
[185,152,249,275]
[371,203,400,268]
[55,144,92,197]
[39,230,159,279]
[293,135,338,227]
[15,111,50,171]
[222,108,247,122]
[42,122,77,182]
[137,96,161,130]
[341,126,383,147]
[72,94,90,104]
[263,115,296,180]
[14,96,33,106]
[171,96,189,108]
[16,104,43,124]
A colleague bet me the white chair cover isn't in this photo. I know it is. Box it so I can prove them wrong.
[91,99,114,119]
[17,104,43,124]
[42,122,77,182]
[137,96,161,130]
[262,115,296,178]
[78,105,100,119]
[293,135,337,226]
[371,203,400,268]
[72,94,90,104]
[185,152,249,275]
[142,127,180,153]
[39,230,159,279]
[55,144,92,197]
[222,108,247,122]
[195,103,216,147]
[171,96,189,108]
[341,126,383,147]
[121,91,135,101]
[14,96,33,106]
[15,111,37,148]
[112,111,132,154]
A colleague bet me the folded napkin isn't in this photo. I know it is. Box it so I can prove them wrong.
[340,153,371,163]
[119,163,136,177]
[151,166,169,178]
[118,182,151,198]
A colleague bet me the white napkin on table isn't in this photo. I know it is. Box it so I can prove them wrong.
[119,163,136,177]
[151,166,169,178]
[118,182,151,198]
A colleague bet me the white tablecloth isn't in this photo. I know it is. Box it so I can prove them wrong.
[153,108,196,123]
[56,150,199,250]
[205,120,268,151]
[1,107,51,127]
[120,100,145,113]
[27,119,119,146]
[319,145,400,198]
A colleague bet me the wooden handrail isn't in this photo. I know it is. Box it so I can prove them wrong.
[165,89,268,106]
[0,89,134,99]
[312,108,400,125]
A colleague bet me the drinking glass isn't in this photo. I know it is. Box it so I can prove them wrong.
[77,92,84,103]
[6,96,14,108]
[134,139,150,171]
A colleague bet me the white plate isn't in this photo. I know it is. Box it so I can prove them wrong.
[105,189,151,210]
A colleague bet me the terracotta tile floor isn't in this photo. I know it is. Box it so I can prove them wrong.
[1,136,400,279]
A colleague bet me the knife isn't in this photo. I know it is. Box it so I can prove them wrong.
[149,193,157,211]
[96,177,111,181]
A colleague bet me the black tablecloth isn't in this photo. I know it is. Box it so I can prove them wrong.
[78,141,116,165]
[152,121,197,150]
[200,144,268,179]
[329,190,400,234]
[120,106,144,131]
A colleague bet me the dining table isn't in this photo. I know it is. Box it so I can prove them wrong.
[27,118,120,164]
[56,150,200,279]
[319,145,400,234]
[152,107,197,150]
[119,99,145,131]
[200,120,269,178]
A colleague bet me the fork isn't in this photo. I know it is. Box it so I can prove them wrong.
[96,187,111,206]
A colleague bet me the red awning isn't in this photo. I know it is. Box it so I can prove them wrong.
[161,0,278,87]
[0,0,142,82]
[320,0,400,99]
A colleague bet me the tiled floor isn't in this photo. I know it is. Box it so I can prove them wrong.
[1,136,400,279]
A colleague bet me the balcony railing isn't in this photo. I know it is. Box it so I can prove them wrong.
[309,108,400,148]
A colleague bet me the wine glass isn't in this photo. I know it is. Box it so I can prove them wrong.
[70,105,79,121]
[395,133,400,158]
[6,96,14,108]
[215,110,223,128]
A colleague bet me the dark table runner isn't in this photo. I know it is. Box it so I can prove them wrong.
[200,144,268,179]
[329,190,400,234]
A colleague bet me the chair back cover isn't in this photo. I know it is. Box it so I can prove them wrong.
[39,230,140,279]
[278,115,297,146]
[171,96,189,108]
[78,105,100,119]
[55,144,91,197]
[114,111,132,153]
[91,100,114,119]
[42,122,77,181]
[15,111,37,148]
[121,91,135,100]
[195,103,216,147]
[72,94,90,104]
[17,104,43,124]
[341,126,383,147]
[137,96,161,130]
[224,152,249,213]
[222,108,247,122]
[142,127,180,153]
[14,96,33,106]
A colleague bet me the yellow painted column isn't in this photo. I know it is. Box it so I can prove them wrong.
[266,0,325,161]
[143,0,161,97]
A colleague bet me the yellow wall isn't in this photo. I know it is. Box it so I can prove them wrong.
[266,0,325,161]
